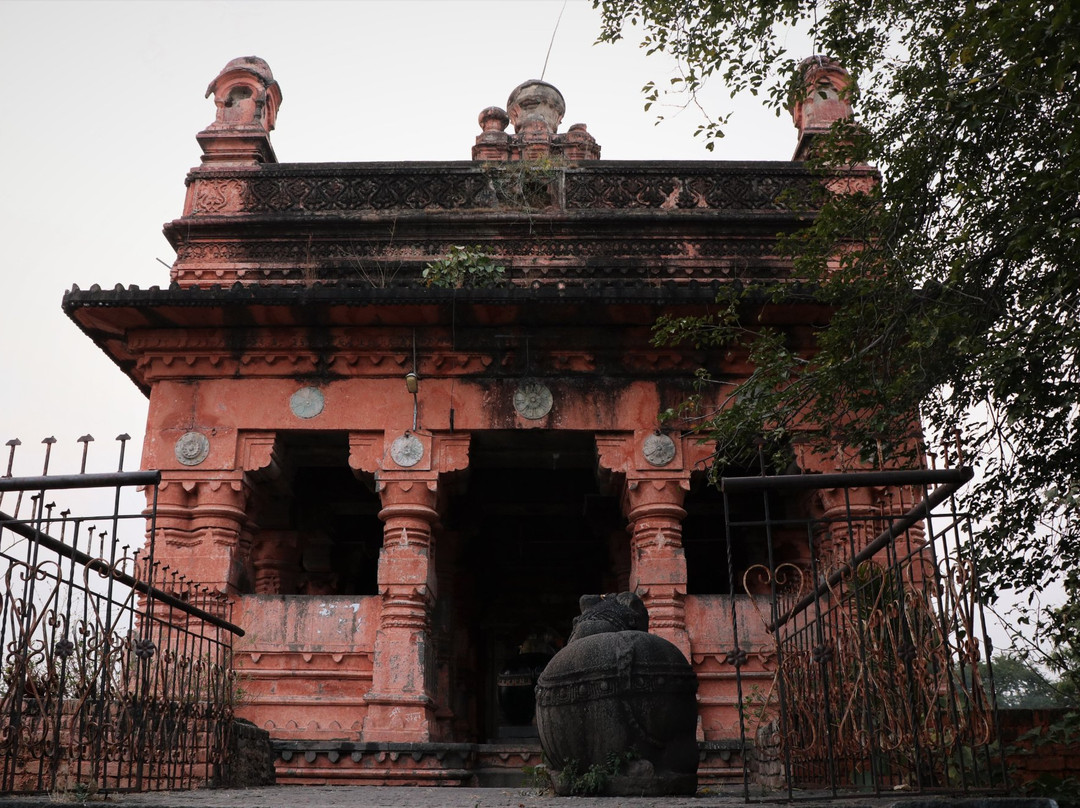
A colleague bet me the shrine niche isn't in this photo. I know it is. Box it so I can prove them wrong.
[64,56,875,787]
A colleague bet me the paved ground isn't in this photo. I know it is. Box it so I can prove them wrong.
[0,788,1050,808]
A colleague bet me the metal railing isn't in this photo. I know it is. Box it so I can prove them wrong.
[0,436,242,794]
[722,464,1005,799]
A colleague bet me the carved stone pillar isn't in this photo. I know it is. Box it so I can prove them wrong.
[624,477,692,659]
[813,485,886,567]
[362,476,440,742]
[152,474,247,604]
[189,477,247,601]
[250,529,299,594]
[597,432,697,659]
[813,483,928,588]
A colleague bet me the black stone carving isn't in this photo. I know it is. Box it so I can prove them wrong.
[534,592,699,796]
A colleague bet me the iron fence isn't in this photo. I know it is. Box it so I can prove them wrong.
[0,436,243,794]
[722,464,1005,799]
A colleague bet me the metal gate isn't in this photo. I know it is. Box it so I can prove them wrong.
[0,436,244,794]
[722,464,1005,798]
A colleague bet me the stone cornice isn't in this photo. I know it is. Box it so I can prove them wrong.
[62,283,826,393]
[63,279,826,307]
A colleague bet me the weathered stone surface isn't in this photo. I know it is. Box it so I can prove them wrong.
[221,719,277,787]
[535,593,698,796]
[197,56,282,165]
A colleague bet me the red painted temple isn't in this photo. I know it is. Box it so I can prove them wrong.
[65,56,875,785]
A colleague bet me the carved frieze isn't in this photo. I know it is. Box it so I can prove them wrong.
[181,165,824,217]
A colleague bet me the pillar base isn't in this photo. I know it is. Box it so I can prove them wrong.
[362,694,435,742]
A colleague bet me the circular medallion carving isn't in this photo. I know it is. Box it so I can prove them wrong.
[643,434,677,467]
[513,382,553,420]
[290,387,325,419]
[175,432,210,466]
[391,434,424,468]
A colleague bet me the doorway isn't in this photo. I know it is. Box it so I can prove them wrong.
[438,431,627,742]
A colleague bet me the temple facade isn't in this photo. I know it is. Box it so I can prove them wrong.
[65,56,875,785]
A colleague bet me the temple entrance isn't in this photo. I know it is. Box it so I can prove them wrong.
[439,431,627,742]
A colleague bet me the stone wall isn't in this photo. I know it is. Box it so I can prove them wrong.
[999,708,1080,792]
[220,719,277,787]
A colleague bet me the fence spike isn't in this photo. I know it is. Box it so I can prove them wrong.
[78,434,94,474]
[4,439,20,477]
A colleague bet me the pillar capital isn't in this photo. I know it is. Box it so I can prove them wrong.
[153,471,249,597]
[349,432,470,478]
[624,476,690,524]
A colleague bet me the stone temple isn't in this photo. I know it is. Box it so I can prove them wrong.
[64,56,871,785]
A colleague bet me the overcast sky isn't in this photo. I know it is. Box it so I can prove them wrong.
[0,0,804,479]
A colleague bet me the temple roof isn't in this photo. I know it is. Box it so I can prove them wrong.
[62,58,865,395]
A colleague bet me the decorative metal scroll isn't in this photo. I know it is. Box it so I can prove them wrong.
[722,467,1005,799]
[0,436,241,794]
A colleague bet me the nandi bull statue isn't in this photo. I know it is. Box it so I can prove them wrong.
[534,592,698,796]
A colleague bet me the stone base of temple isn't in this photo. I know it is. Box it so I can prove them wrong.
[272,741,478,785]
[269,740,747,787]
[698,740,751,787]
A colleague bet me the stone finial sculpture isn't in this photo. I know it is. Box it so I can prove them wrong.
[472,80,599,161]
[789,56,855,160]
[473,106,511,161]
[534,592,698,796]
[197,56,282,165]
[507,80,566,135]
